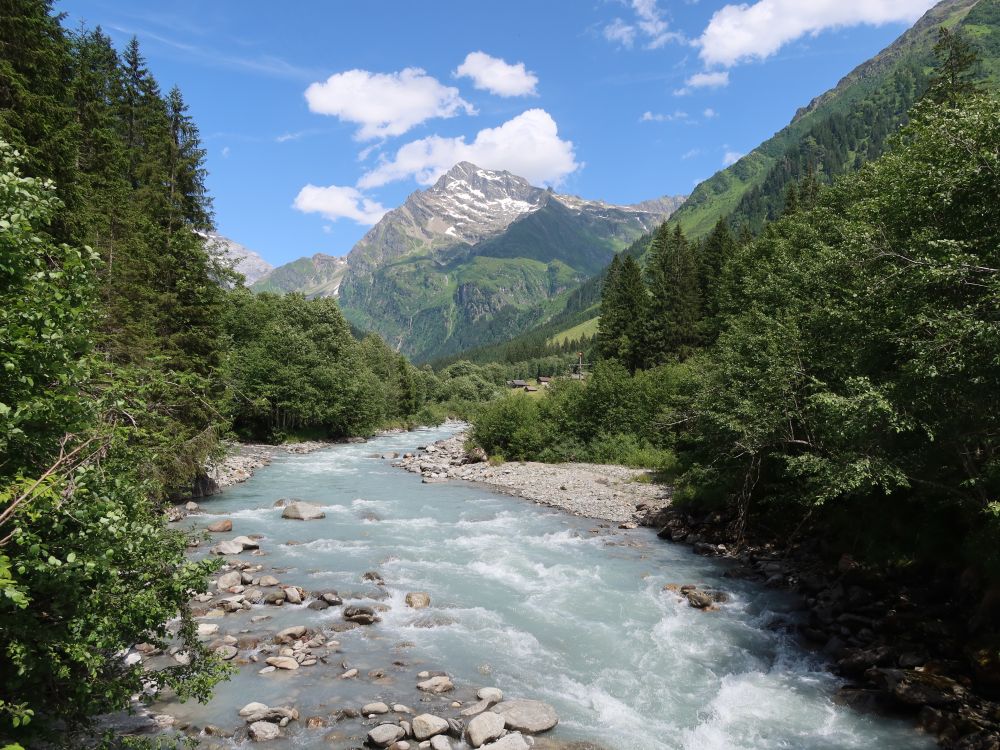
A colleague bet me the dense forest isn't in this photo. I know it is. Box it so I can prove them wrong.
[474,31,1000,573]
[0,3,505,746]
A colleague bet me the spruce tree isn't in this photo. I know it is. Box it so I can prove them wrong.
[598,254,648,371]
[927,27,980,106]
[647,224,702,362]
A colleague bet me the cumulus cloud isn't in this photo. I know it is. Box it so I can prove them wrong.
[604,0,683,50]
[358,109,578,189]
[293,184,388,225]
[723,150,744,166]
[698,0,935,67]
[304,67,475,140]
[674,70,730,96]
[703,108,718,118]
[455,52,538,97]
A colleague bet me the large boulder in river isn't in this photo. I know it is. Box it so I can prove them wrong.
[481,733,530,750]
[491,700,558,733]
[281,501,325,520]
[367,723,404,747]
[207,518,232,532]
[248,720,280,741]
[466,710,506,747]
[412,713,449,740]
[212,540,244,555]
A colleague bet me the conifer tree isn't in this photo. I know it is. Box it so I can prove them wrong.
[927,27,981,106]
[598,254,648,371]
[647,224,702,362]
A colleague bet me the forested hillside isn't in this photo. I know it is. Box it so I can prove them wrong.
[0,3,479,745]
[473,29,1000,572]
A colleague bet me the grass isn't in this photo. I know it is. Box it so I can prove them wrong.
[547,316,599,346]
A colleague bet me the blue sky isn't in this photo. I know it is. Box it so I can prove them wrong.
[58,0,937,266]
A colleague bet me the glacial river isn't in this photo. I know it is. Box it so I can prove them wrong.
[159,424,932,749]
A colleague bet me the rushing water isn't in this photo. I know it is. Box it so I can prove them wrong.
[160,424,932,749]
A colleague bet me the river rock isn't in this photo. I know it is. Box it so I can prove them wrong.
[367,723,405,747]
[466,711,505,747]
[363,702,390,715]
[477,687,503,704]
[212,540,244,555]
[207,519,233,533]
[405,591,431,609]
[685,589,715,609]
[491,700,558,733]
[276,625,306,642]
[265,656,298,670]
[322,591,343,605]
[217,571,242,589]
[344,605,380,625]
[197,623,219,637]
[460,699,491,717]
[248,721,280,742]
[259,574,280,586]
[412,713,449,740]
[430,737,452,750]
[307,598,329,610]
[481,733,530,750]
[417,675,454,693]
[232,535,259,550]
[283,587,302,604]
[281,501,326,520]
[240,702,269,716]
[215,644,238,660]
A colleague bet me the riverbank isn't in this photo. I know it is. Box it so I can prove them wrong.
[392,433,671,524]
[395,431,1000,749]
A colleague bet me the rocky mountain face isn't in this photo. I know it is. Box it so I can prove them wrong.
[334,162,684,361]
[201,232,273,285]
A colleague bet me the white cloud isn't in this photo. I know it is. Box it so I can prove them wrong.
[455,52,538,97]
[703,107,718,118]
[674,70,730,95]
[322,224,333,234]
[682,148,702,160]
[304,67,475,140]
[640,110,689,122]
[221,146,231,158]
[604,1,683,50]
[723,150,744,166]
[358,109,578,189]
[293,184,388,225]
[604,18,637,48]
[698,0,935,67]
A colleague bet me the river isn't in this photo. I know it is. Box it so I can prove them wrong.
[156,424,933,749]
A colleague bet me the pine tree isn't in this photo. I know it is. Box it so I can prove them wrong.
[166,85,212,233]
[647,224,702,362]
[598,254,648,371]
[927,27,981,106]
[699,218,736,340]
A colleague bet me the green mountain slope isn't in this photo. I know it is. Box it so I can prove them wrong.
[439,0,1000,368]
[672,0,995,239]
[250,253,347,297]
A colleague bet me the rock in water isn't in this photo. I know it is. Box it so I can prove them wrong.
[212,540,244,555]
[412,713,449,740]
[477,687,503,704]
[491,700,558,733]
[480,733,530,750]
[430,736,452,750]
[275,625,306,642]
[265,656,298,670]
[217,571,242,589]
[362,702,390,715]
[281,501,326,520]
[405,591,431,609]
[466,710,505,747]
[367,723,405,747]
[207,518,232,532]
[240,702,269,717]
[343,605,380,625]
[248,721,280,741]
[416,675,454,693]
